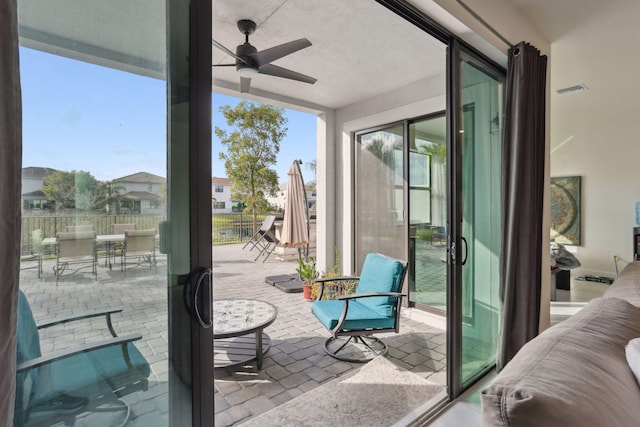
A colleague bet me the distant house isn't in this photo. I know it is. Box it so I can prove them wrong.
[268,182,317,214]
[268,183,288,211]
[115,172,166,215]
[211,177,237,214]
[21,166,59,210]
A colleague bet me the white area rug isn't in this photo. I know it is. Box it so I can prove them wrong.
[240,356,444,427]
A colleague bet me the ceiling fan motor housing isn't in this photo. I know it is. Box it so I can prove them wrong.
[237,19,257,36]
[235,42,258,73]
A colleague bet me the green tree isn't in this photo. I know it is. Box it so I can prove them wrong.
[305,159,317,191]
[215,101,287,233]
[42,170,99,211]
[95,180,126,213]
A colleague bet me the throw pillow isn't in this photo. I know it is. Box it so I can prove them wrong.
[626,337,640,385]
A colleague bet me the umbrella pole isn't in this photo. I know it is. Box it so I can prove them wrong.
[294,159,310,262]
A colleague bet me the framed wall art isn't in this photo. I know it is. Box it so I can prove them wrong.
[550,175,581,245]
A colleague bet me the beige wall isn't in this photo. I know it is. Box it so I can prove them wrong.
[549,2,640,277]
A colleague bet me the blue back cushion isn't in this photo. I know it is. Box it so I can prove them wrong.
[16,290,42,420]
[356,253,405,316]
[17,290,41,364]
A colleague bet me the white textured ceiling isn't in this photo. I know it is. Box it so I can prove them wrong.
[19,0,621,114]
[212,0,447,110]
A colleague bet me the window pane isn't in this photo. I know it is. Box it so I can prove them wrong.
[355,125,405,268]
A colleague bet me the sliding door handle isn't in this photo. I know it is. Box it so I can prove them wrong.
[187,267,212,329]
[460,237,469,266]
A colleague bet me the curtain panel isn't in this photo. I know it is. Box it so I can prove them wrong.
[497,42,547,371]
[0,0,22,424]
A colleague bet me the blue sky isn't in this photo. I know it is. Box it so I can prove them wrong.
[20,47,316,184]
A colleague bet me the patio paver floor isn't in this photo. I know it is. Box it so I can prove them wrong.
[18,243,447,426]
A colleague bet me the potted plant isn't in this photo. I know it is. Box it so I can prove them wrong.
[296,257,318,301]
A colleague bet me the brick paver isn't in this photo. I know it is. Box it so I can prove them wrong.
[18,243,447,426]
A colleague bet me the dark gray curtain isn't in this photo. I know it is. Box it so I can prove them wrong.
[497,42,547,371]
[0,0,22,424]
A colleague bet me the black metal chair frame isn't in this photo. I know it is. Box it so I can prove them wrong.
[254,228,280,263]
[313,260,407,363]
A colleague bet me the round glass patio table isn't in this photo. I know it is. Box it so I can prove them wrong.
[213,299,278,370]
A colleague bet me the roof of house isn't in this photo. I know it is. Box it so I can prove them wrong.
[121,191,161,201]
[212,177,231,185]
[22,190,47,199]
[22,167,59,179]
[116,172,166,184]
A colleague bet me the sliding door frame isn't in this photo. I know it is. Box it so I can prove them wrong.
[167,0,213,424]
[447,39,506,399]
[374,0,506,401]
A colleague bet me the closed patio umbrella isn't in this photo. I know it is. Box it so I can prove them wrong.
[280,160,309,258]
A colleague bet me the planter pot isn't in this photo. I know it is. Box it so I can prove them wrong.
[303,284,313,301]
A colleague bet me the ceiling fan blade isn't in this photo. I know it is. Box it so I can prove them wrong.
[251,38,312,67]
[212,63,236,67]
[258,64,317,84]
[212,39,247,64]
[240,77,251,93]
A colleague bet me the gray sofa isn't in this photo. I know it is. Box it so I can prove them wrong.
[482,261,640,426]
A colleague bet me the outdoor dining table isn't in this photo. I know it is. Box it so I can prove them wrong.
[95,234,125,269]
[213,299,278,370]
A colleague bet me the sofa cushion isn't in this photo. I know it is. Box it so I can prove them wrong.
[603,261,640,307]
[482,297,640,427]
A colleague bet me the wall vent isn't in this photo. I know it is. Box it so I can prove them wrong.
[556,84,588,95]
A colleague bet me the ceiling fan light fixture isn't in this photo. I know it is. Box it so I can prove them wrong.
[237,66,258,78]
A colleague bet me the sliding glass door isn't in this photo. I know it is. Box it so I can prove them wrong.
[16,0,212,424]
[449,43,504,393]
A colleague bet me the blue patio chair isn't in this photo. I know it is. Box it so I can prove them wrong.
[14,290,150,427]
[311,253,407,363]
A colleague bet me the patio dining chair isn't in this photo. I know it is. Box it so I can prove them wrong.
[14,290,150,427]
[430,225,446,245]
[311,253,407,363]
[121,229,157,276]
[242,215,276,253]
[64,224,94,233]
[254,228,280,263]
[20,229,43,278]
[54,231,97,285]
[108,223,137,265]
[111,223,137,234]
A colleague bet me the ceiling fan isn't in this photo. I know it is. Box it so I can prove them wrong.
[212,19,317,93]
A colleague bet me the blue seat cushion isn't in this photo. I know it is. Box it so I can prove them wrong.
[47,342,151,398]
[312,300,396,331]
[355,253,405,316]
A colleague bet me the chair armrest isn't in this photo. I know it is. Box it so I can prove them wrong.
[16,333,142,372]
[314,276,360,284]
[313,277,360,300]
[37,307,123,338]
[337,292,406,300]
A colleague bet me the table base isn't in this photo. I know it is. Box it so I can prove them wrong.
[214,332,271,369]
